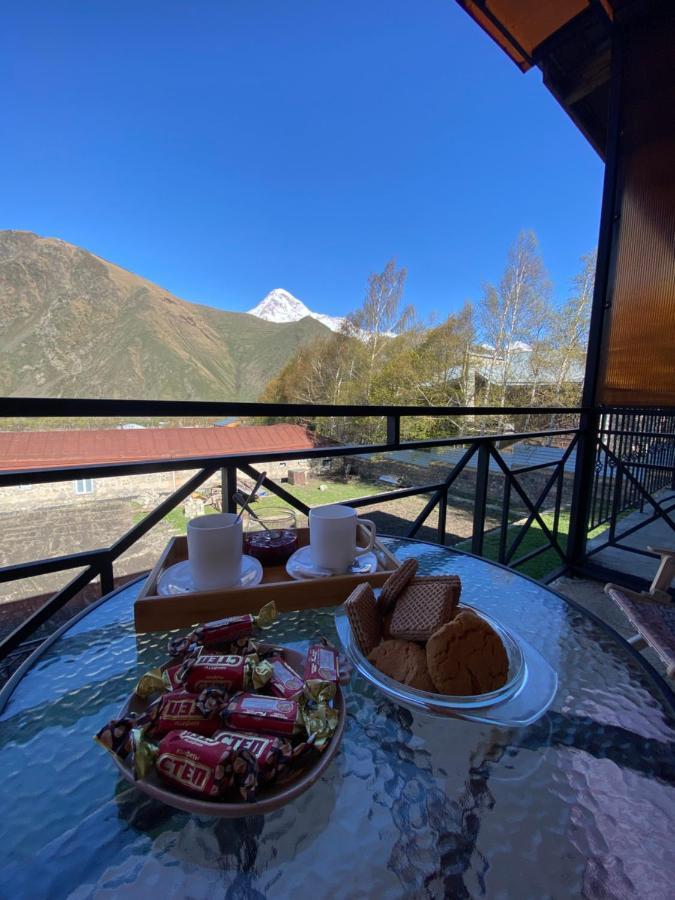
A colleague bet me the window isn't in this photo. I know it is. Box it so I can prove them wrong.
[74,478,95,494]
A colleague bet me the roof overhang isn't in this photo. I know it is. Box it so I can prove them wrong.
[454,1,664,158]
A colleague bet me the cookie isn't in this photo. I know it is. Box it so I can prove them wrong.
[426,610,508,695]
[377,558,418,614]
[344,582,381,655]
[368,639,435,692]
[388,576,461,642]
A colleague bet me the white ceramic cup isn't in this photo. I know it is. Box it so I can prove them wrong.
[187,513,243,590]
[309,504,376,573]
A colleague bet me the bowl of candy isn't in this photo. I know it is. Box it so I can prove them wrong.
[243,507,298,567]
[95,604,348,816]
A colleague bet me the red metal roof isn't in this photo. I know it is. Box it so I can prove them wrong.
[0,424,318,471]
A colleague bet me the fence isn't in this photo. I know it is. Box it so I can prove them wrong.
[1,398,674,661]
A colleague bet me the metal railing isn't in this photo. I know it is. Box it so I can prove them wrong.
[1,397,674,661]
[0,399,584,658]
[590,409,675,529]
[580,407,675,578]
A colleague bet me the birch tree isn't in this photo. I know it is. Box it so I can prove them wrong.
[550,250,596,404]
[345,259,413,404]
[479,230,552,406]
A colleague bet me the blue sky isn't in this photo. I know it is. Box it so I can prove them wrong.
[1,1,603,320]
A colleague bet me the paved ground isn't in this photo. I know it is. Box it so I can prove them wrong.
[551,574,667,678]
[586,488,675,582]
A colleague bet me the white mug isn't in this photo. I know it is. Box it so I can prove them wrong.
[187,513,243,590]
[309,504,376,574]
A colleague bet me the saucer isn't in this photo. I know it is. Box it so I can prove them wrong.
[157,555,263,596]
[286,545,378,580]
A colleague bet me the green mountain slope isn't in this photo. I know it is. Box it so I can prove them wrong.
[0,231,328,400]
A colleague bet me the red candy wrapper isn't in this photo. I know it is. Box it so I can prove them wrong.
[223,693,301,737]
[168,602,277,659]
[223,692,338,749]
[212,729,296,783]
[178,652,272,693]
[151,730,259,800]
[146,689,227,738]
[304,640,340,703]
[267,655,305,700]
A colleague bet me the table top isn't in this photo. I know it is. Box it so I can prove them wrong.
[1,539,674,899]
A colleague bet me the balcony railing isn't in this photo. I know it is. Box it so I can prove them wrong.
[1,398,673,662]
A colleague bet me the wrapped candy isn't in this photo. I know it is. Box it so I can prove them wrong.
[212,729,301,784]
[144,729,259,800]
[303,639,340,703]
[267,654,305,700]
[145,689,227,738]
[134,663,183,698]
[178,652,273,693]
[168,602,277,658]
[222,692,338,750]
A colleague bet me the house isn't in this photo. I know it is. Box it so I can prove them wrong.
[0,423,319,511]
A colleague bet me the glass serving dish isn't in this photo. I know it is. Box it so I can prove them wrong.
[243,506,298,566]
[335,603,558,727]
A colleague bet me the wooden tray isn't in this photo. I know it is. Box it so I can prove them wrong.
[134,527,399,633]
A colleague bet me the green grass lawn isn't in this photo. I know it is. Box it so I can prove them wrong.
[254,478,382,514]
[132,477,383,535]
[454,511,615,581]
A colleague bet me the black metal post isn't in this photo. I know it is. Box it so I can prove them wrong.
[568,25,624,570]
[498,476,511,564]
[100,558,115,596]
[437,488,448,545]
[222,466,237,514]
[386,415,400,447]
[471,442,490,556]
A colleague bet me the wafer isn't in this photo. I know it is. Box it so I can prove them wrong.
[377,558,418,614]
[344,582,381,655]
[388,576,460,642]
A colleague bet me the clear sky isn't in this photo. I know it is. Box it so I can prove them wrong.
[1,1,604,320]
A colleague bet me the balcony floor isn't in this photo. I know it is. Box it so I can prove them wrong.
[551,574,667,678]
[586,488,675,582]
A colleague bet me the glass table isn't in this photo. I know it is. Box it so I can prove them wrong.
[1,539,674,898]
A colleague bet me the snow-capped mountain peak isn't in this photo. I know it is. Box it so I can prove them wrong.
[248,289,344,332]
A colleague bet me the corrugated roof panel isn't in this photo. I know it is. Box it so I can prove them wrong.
[0,424,318,471]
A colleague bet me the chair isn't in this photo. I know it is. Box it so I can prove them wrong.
[604,547,675,679]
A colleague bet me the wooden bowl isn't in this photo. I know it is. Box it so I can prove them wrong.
[111,647,347,817]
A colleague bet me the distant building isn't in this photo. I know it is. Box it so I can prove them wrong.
[446,344,584,404]
[0,424,319,511]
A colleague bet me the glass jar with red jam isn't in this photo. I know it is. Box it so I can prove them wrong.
[243,507,298,567]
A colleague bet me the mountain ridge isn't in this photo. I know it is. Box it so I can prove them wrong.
[0,231,330,401]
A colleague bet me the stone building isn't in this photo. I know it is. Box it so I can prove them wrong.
[0,423,318,512]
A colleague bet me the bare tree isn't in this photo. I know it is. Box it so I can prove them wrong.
[346,259,412,403]
[551,250,596,402]
[479,231,552,407]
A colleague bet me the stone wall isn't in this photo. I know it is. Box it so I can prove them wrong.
[350,454,574,515]
[0,458,312,513]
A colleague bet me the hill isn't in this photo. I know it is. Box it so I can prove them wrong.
[0,231,329,401]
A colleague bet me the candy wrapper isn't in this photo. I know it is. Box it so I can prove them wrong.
[222,692,338,750]
[95,714,138,761]
[134,663,183,698]
[167,602,277,658]
[134,729,260,800]
[267,654,305,700]
[145,689,228,738]
[178,652,273,693]
[212,729,304,784]
[303,639,340,703]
